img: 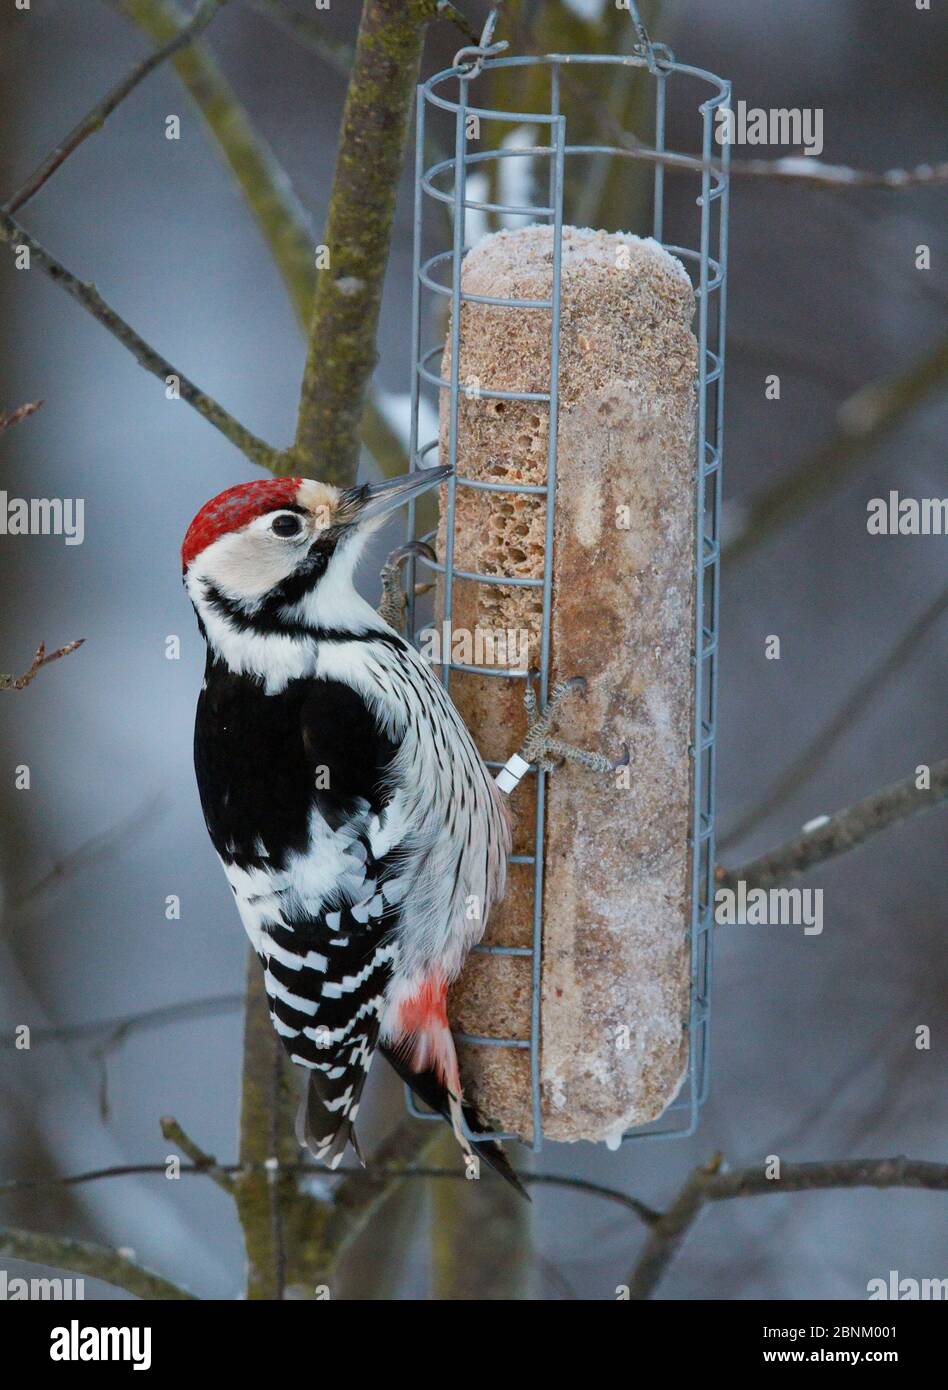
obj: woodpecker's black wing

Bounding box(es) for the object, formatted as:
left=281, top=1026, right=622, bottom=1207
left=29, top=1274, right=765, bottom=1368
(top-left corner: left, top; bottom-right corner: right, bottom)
left=285, top=675, right=408, bottom=1166
left=195, top=660, right=404, bottom=1167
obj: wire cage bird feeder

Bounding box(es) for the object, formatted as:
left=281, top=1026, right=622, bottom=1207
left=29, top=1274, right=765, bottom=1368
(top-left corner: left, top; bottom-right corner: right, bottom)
left=402, top=7, right=730, bottom=1151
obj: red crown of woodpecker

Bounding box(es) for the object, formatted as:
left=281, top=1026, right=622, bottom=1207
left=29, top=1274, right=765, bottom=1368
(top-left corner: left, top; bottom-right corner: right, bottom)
left=182, top=478, right=304, bottom=571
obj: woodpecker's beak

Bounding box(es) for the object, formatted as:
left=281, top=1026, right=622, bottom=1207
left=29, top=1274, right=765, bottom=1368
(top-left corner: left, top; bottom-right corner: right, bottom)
left=343, top=466, right=453, bottom=529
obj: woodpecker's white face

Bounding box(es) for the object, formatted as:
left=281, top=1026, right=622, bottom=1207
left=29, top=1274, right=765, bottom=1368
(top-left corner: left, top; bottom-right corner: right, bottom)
left=192, top=478, right=343, bottom=602
left=182, top=469, right=448, bottom=644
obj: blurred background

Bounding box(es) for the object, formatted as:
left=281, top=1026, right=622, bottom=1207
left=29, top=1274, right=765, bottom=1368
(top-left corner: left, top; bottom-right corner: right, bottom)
left=0, top=0, right=945, bottom=1299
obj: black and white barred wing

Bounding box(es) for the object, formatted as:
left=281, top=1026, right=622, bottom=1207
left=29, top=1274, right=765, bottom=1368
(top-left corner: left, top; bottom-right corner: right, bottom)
left=224, top=679, right=407, bottom=1167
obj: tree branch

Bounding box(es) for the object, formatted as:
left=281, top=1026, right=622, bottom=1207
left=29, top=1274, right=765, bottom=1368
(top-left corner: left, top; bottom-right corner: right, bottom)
left=243, top=0, right=352, bottom=75
left=117, top=0, right=410, bottom=483
left=246, top=0, right=479, bottom=64
left=589, top=99, right=948, bottom=189
left=723, top=336, right=948, bottom=568
left=320, top=1117, right=443, bottom=1270
left=0, top=993, right=243, bottom=1051
left=719, top=759, right=948, bottom=893
left=160, top=1116, right=234, bottom=1193
left=434, top=0, right=481, bottom=44
left=118, top=0, right=318, bottom=333
left=626, top=1155, right=948, bottom=1299
left=8, top=1153, right=944, bottom=1303
left=0, top=1226, right=195, bottom=1300
left=0, top=399, right=42, bottom=431
left=727, top=156, right=948, bottom=188
left=0, top=209, right=285, bottom=470
left=719, top=587, right=948, bottom=850
left=292, top=0, right=437, bottom=481
left=10, top=791, right=169, bottom=910
left=0, top=639, right=84, bottom=692
left=4, top=0, right=228, bottom=215
left=0, top=1160, right=658, bottom=1224
left=233, top=954, right=300, bottom=1299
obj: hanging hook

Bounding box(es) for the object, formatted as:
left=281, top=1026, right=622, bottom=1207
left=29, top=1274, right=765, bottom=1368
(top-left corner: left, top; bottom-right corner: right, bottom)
left=453, top=4, right=508, bottom=78
left=625, top=1, right=660, bottom=75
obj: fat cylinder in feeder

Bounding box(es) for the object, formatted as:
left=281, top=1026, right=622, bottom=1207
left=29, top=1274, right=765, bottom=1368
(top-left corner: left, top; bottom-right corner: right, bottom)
left=436, top=225, right=699, bottom=1144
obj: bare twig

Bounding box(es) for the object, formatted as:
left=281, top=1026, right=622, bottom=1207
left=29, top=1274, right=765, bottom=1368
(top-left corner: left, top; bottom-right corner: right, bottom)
left=242, top=0, right=352, bottom=74
left=719, top=759, right=948, bottom=893
left=0, top=1159, right=658, bottom=1224
left=246, top=0, right=478, bottom=64
left=723, top=337, right=948, bottom=568
left=626, top=145, right=948, bottom=189
left=160, top=1116, right=234, bottom=1193
left=320, top=1117, right=443, bottom=1270
left=4, top=0, right=228, bottom=215
left=117, top=0, right=317, bottom=333
left=117, top=0, right=410, bottom=483
left=720, top=587, right=948, bottom=850
left=233, top=956, right=299, bottom=1299
left=0, top=1226, right=195, bottom=1300
left=0, top=993, right=244, bottom=1051
left=0, top=639, right=84, bottom=692
left=728, top=156, right=948, bottom=189
left=626, top=1155, right=948, bottom=1299
left=292, top=0, right=438, bottom=481
left=11, top=791, right=169, bottom=909
left=0, top=399, right=42, bottom=431
left=435, top=0, right=480, bottom=43
left=7, top=1151, right=944, bottom=1304
left=0, top=209, right=285, bottom=471
left=591, top=99, right=948, bottom=189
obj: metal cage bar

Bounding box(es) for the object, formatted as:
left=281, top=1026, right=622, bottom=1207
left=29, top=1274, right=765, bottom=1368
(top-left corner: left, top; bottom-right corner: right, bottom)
left=404, top=48, right=730, bottom=1149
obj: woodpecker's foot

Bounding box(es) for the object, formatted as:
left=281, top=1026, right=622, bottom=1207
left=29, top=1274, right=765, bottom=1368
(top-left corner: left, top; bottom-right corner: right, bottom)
left=377, top=541, right=435, bottom=631
left=518, top=675, right=629, bottom=776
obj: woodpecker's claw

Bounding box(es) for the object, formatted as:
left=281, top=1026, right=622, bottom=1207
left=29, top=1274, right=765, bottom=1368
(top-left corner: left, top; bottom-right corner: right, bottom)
left=378, top=541, right=436, bottom=631
left=518, top=673, right=627, bottom=776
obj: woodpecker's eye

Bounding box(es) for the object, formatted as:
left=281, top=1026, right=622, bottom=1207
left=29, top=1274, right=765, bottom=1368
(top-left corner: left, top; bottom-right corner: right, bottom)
left=270, top=512, right=303, bottom=538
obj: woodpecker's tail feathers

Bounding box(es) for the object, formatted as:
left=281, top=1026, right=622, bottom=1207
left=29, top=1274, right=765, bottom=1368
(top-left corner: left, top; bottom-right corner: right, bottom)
left=381, top=1042, right=529, bottom=1201
left=295, top=1074, right=359, bottom=1169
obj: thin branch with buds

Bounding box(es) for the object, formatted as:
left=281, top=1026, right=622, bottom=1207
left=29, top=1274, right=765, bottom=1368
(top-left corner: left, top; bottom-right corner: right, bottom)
left=720, top=588, right=948, bottom=850
left=0, top=640, right=85, bottom=692
left=245, top=0, right=479, bottom=62
left=587, top=92, right=948, bottom=190
left=0, top=1159, right=659, bottom=1223
left=116, top=0, right=412, bottom=483
left=0, top=210, right=285, bottom=471
left=0, top=1226, right=195, bottom=1300
left=723, top=336, right=948, bottom=568
left=3, top=0, right=229, bottom=216
left=292, top=0, right=443, bottom=481
left=160, top=1116, right=235, bottom=1194
left=0, top=399, right=42, bottom=431
left=4, top=1153, right=945, bottom=1301
left=719, top=759, right=948, bottom=894
left=625, top=1155, right=948, bottom=1299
